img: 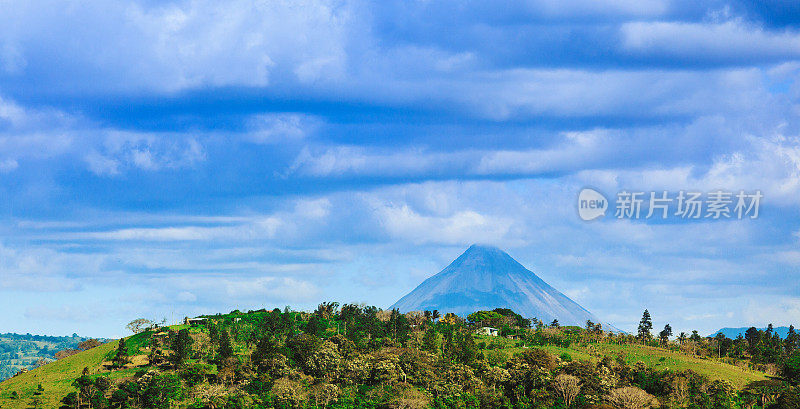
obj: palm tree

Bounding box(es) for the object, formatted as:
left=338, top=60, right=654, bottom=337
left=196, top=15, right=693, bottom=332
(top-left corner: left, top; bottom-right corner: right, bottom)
left=678, top=332, right=687, bottom=345
left=432, top=310, right=440, bottom=322
left=422, top=310, right=432, bottom=329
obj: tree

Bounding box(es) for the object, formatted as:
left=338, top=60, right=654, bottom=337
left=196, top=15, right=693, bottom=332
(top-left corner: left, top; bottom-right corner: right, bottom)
left=169, top=329, right=194, bottom=367
left=405, top=311, right=425, bottom=327
left=551, top=319, right=560, bottom=328
left=456, top=331, right=478, bottom=365
left=126, top=318, right=154, bottom=334
left=72, top=371, right=97, bottom=409
left=607, top=386, right=656, bottom=409
left=468, top=311, right=504, bottom=327
left=745, top=327, right=760, bottom=350
left=637, top=310, right=653, bottom=341
left=217, top=329, right=234, bottom=360
left=140, top=373, right=183, bottom=409
left=306, top=315, right=324, bottom=337
left=251, top=336, right=280, bottom=372
left=315, top=302, right=339, bottom=320
left=439, top=313, right=463, bottom=326
left=553, top=374, right=581, bottom=408
left=422, top=327, right=438, bottom=353
left=113, top=338, right=129, bottom=368
left=387, top=309, right=411, bottom=344
left=287, top=333, right=323, bottom=374
left=784, top=350, right=800, bottom=384
left=714, top=332, right=728, bottom=358
left=787, top=325, right=799, bottom=354
left=659, top=324, right=673, bottom=345
left=78, top=339, right=102, bottom=351
left=690, top=330, right=701, bottom=342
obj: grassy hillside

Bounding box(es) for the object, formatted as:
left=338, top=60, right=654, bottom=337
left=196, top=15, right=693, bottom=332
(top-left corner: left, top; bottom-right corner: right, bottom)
left=0, top=340, right=118, bottom=409
left=587, top=343, right=766, bottom=389
left=476, top=336, right=766, bottom=389
left=0, top=309, right=782, bottom=408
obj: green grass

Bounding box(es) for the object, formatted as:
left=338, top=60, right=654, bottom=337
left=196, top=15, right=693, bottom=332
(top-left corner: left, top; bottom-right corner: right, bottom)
left=583, top=343, right=767, bottom=388
left=538, top=345, right=596, bottom=362
left=0, top=340, right=119, bottom=409
left=474, top=335, right=766, bottom=389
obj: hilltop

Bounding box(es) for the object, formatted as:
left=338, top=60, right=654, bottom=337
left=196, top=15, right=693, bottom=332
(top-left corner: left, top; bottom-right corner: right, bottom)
left=1, top=306, right=791, bottom=409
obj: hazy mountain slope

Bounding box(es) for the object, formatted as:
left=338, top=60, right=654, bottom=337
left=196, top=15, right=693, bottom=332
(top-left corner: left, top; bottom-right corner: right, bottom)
left=391, top=245, right=604, bottom=327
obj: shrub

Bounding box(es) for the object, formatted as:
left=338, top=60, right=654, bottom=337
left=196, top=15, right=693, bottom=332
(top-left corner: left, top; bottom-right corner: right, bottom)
left=606, top=386, right=656, bottom=409
left=772, top=387, right=800, bottom=409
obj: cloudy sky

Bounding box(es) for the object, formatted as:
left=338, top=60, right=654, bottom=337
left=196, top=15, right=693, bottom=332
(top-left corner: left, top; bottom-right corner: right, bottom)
left=1, top=0, right=800, bottom=338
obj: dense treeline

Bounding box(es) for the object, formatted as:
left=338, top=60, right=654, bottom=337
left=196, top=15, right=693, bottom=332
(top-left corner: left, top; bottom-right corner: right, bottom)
left=53, top=305, right=800, bottom=409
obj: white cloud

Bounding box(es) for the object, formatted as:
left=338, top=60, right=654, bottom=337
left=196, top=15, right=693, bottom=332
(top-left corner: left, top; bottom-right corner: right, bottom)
left=246, top=113, right=318, bottom=144
left=0, top=243, right=101, bottom=292
left=294, top=198, right=331, bottom=220
left=578, top=133, right=800, bottom=206
left=177, top=291, right=197, bottom=302
left=374, top=204, right=515, bottom=245
left=222, top=276, right=319, bottom=301
left=85, top=131, right=206, bottom=176
left=288, top=146, right=469, bottom=177
left=81, top=217, right=282, bottom=241
left=0, top=95, right=209, bottom=176
left=621, top=20, right=800, bottom=62
left=0, top=0, right=353, bottom=92
left=531, top=0, right=667, bottom=18
left=742, top=297, right=800, bottom=326
left=0, top=158, right=18, bottom=172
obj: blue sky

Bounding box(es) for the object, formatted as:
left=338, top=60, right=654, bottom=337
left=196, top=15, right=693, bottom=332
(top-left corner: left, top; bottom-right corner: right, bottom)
left=1, top=0, right=800, bottom=338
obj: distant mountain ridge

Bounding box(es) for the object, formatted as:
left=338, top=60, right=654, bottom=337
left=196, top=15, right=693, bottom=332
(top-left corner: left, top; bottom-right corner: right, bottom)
left=391, top=244, right=616, bottom=329
left=711, top=326, right=794, bottom=339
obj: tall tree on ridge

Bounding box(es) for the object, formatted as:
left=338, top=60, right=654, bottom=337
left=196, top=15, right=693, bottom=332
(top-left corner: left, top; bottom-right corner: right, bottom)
left=637, top=309, right=653, bottom=341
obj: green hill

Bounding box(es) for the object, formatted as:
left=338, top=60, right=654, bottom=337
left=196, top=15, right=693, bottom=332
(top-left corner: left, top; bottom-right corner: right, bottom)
left=0, top=308, right=788, bottom=408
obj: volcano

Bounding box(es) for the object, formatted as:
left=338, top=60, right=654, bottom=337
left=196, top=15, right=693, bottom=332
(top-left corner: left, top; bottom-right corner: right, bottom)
left=391, top=244, right=607, bottom=328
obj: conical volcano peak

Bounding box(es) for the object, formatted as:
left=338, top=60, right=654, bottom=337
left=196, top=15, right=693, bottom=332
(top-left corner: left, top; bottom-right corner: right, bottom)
left=450, top=244, right=528, bottom=277
left=463, top=244, right=507, bottom=257
left=391, top=244, right=603, bottom=327
left=466, top=243, right=502, bottom=252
